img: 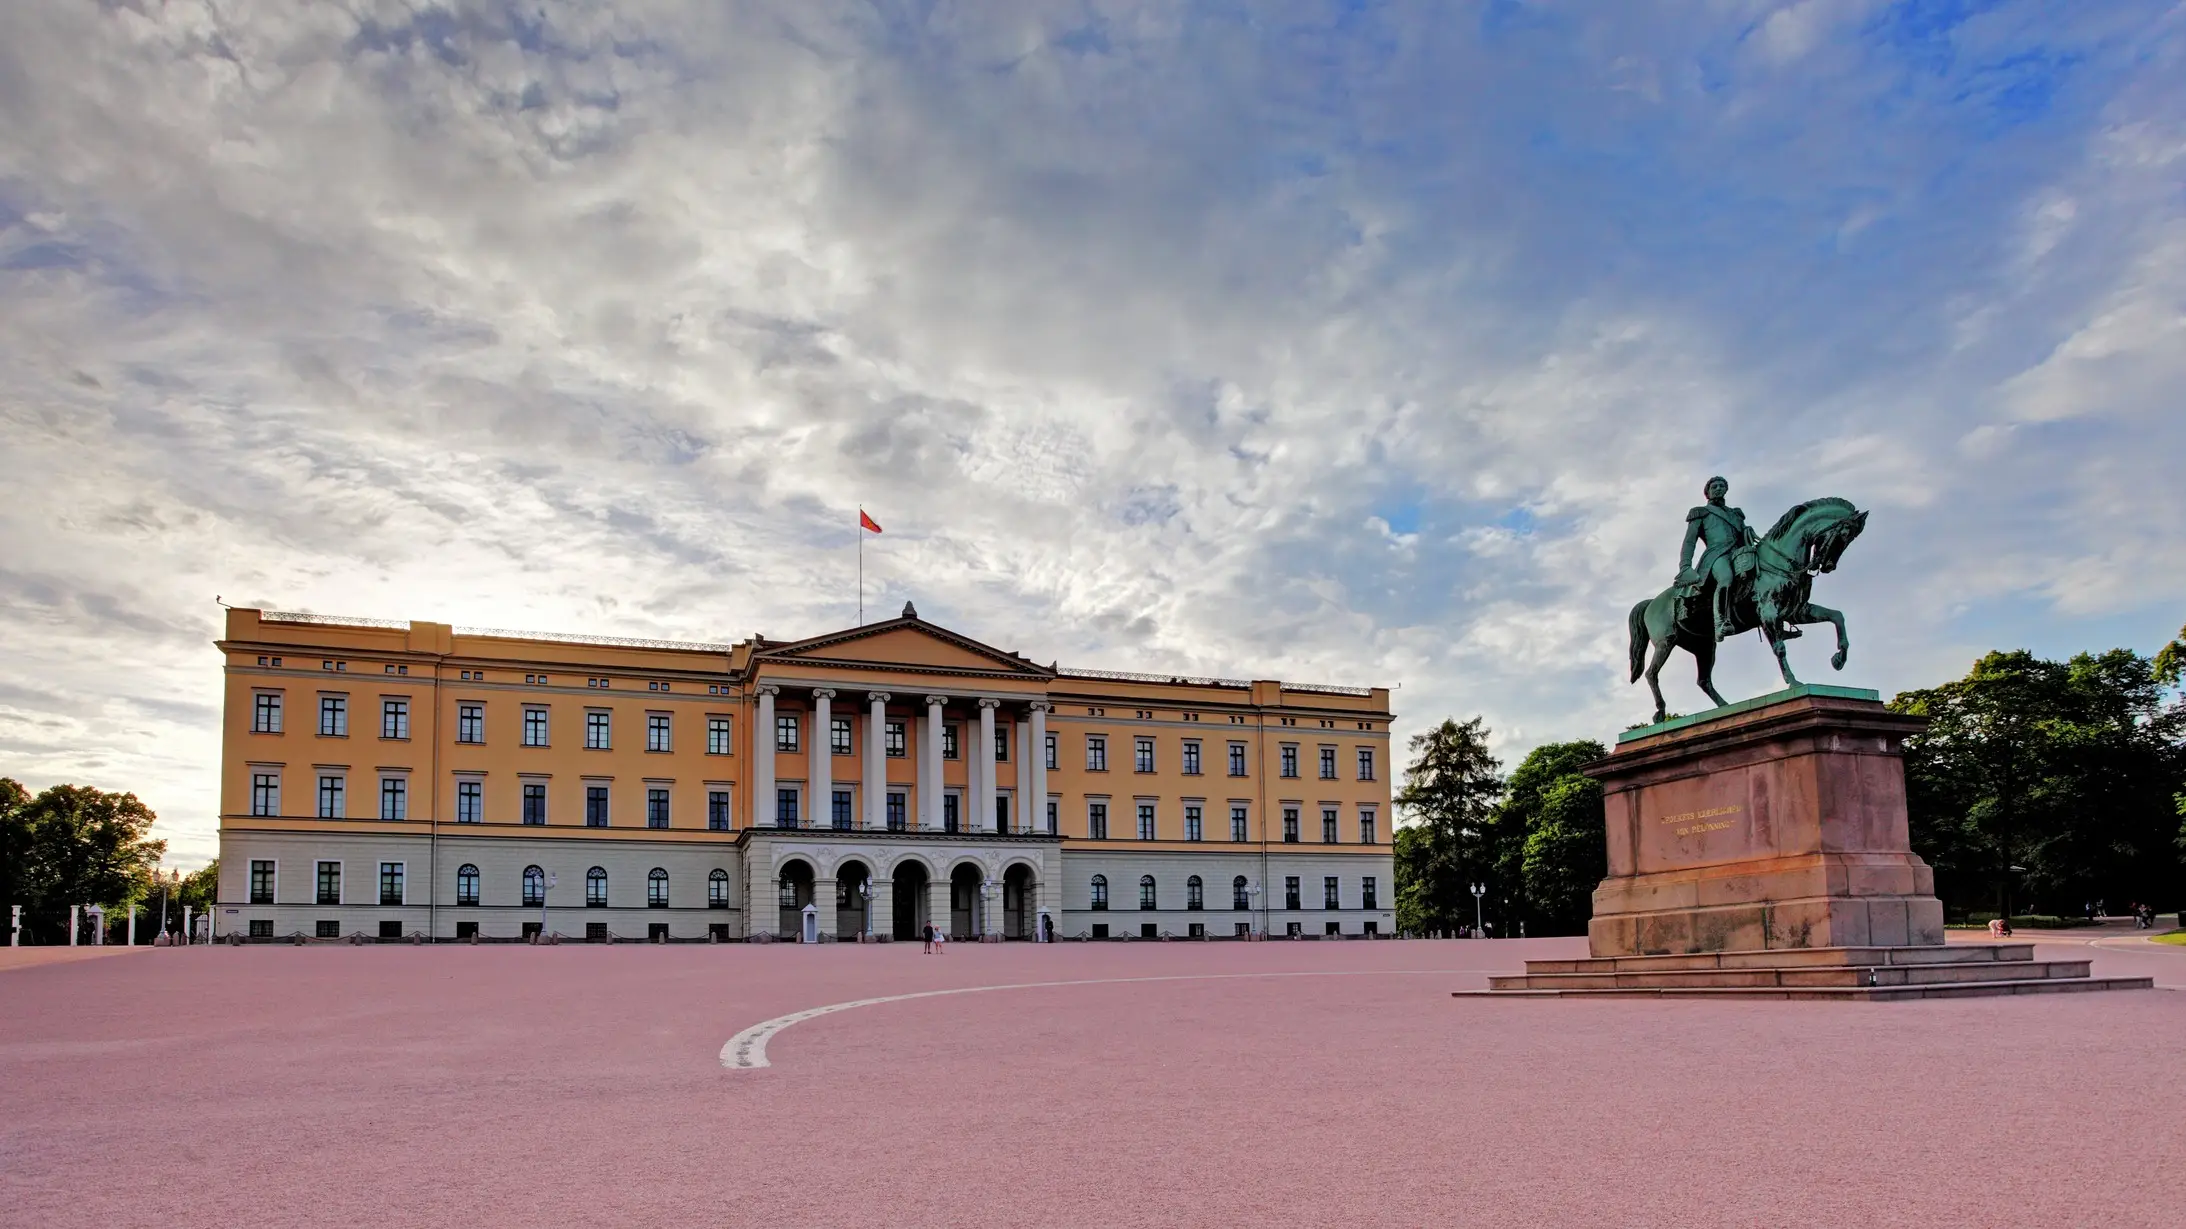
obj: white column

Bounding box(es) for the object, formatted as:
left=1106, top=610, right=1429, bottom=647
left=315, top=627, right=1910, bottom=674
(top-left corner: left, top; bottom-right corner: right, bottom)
left=1015, top=717, right=1032, bottom=836
left=923, top=695, right=948, bottom=832
left=812, top=689, right=835, bottom=830
left=754, top=685, right=778, bottom=829
left=69, top=904, right=79, bottom=946
left=865, top=692, right=890, bottom=829
left=815, top=876, right=838, bottom=938
left=976, top=699, right=1000, bottom=833
left=1029, top=701, right=1050, bottom=835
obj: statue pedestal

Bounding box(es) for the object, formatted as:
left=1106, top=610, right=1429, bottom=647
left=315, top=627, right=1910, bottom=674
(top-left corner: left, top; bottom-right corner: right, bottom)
left=1461, top=686, right=2150, bottom=999
left=1587, top=685, right=1942, bottom=956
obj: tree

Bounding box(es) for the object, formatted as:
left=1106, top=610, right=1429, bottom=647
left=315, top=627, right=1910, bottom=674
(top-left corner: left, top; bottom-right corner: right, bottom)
left=1496, top=741, right=1609, bottom=934
left=2155, top=621, right=2186, bottom=688
left=1393, top=717, right=1502, bottom=935
left=1892, top=649, right=2186, bottom=918
left=0, top=779, right=167, bottom=943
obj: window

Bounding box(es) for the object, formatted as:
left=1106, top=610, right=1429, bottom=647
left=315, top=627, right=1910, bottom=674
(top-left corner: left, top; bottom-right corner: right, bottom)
left=1046, top=798, right=1059, bottom=835
left=1182, top=741, right=1201, bottom=775
left=319, top=696, right=348, bottom=737
left=1086, top=736, right=1107, bottom=772
left=317, top=919, right=341, bottom=939
left=648, top=868, right=669, bottom=908
left=456, top=780, right=482, bottom=824
left=249, top=860, right=275, bottom=905
left=648, top=714, right=672, bottom=753
left=1136, top=802, right=1156, bottom=841
left=832, top=789, right=854, bottom=830
left=1090, top=875, right=1108, bottom=910
left=249, top=919, right=273, bottom=938
left=1359, top=810, right=1377, bottom=845
left=523, top=865, right=545, bottom=907
left=1362, top=876, right=1378, bottom=910
left=943, top=793, right=960, bottom=834
left=1187, top=875, right=1204, bottom=910
left=520, top=782, right=546, bottom=825
left=252, top=692, right=282, bottom=733
left=586, top=711, right=611, bottom=749
left=457, top=864, right=480, bottom=907
left=1283, top=807, right=1300, bottom=843
left=1138, top=875, right=1157, bottom=910
left=777, top=875, right=800, bottom=911
left=316, top=774, right=344, bottom=819
left=1319, top=746, right=1336, bottom=780
left=585, top=785, right=609, bottom=827
left=708, top=790, right=732, bottom=831
left=635, top=787, right=663, bottom=829
left=708, top=868, right=730, bottom=908
left=774, top=714, right=799, bottom=752
left=995, top=725, right=1009, bottom=762
left=1357, top=747, right=1376, bottom=781
left=1184, top=804, right=1203, bottom=842
left=1088, top=801, right=1108, bottom=840
left=886, top=721, right=906, bottom=757
left=379, top=862, right=404, bottom=906
left=1230, top=805, right=1248, bottom=843
left=585, top=866, right=607, bottom=907
left=1285, top=876, right=1301, bottom=910
left=1228, top=742, right=1246, bottom=776
left=458, top=703, right=483, bottom=743
left=708, top=716, right=733, bottom=756
left=1324, top=876, right=1341, bottom=910
left=1134, top=738, right=1155, bottom=773
left=831, top=717, right=854, bottom=756
left=250, top=772, right=279, bottom=817
left=776, top=787, right=798, bottom=828
left=1232, top=876, right=1251, bottom=910
left=380, top=776, right=407, bottom=821
left=1045, top=733, right=1057, bottom=770
left=1323, top=808, right=1339, bottom=844
left=523, top=706, right=549, bottom=746
left=1280, top=744, right=1299, bottom=778
left=382, top=698, right=409, bottom=739
left=887, top=792, right=907, bottom=831
left=942, top=724, right=959, bottom=760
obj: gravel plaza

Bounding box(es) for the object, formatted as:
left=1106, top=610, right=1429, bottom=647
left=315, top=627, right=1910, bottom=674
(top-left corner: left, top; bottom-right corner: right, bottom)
left=3, top=934, right=2181, bottom=1228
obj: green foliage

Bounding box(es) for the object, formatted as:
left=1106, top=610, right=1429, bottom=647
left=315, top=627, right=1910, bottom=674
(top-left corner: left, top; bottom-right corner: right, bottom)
left=1519, top=775, right=1608, bottom=934
left=2154, top=621, right=2186, bottom=687
left=0, top=778, right=169, bottom=943
left=1393, top=717, right=1502, bottom=935
left=1892, top=648, right=2186, bottom=919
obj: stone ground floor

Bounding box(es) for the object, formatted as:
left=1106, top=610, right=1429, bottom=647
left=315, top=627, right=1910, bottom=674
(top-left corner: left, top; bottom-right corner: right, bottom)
left=215, top=827, right=1395, bottom=941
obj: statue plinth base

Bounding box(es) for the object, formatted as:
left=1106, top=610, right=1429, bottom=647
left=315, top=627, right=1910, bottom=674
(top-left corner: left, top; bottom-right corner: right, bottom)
left=1460, top=686, right=2151, bottom=999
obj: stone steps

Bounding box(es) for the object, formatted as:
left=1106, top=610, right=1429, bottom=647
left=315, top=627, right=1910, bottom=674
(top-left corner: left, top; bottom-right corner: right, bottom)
left=1487, top=958, right=2093, bottom=992
left=1464, top=943, right=2153, bottom=1000
left=1459, top=976, right=2154, bottom=1002
left=1521, top=944, right=2037, bottom=975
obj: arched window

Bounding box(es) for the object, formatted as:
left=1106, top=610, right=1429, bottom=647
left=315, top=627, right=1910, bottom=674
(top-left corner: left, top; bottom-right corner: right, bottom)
left=1186, top=875, right=1203, bottom=911
left=708, top=868, right=730, bottom=908
left=1090, top=874, right=1109, bottom=910
left=1232, top=875, right=1250, bottom=911
left=456, top=864, right=480, bottom=907
left=1139, top=875, right=1157, bottom=910
left=647, top=868, right=669, bottom=908
left=523, top=865, right=546, bottom=907
left=585, top=866, right=608, bottom=907
left=778, top=874, right=800, bottom=910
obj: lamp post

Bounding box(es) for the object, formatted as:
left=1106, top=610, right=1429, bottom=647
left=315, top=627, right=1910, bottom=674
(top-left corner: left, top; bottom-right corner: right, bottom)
left=1248, top=882, right=1262, bottom=938
left=2005, top=864, right=2025, bottom=925
left=541, top=871, right=557, bottom=940
left=859, top=879, right=873, bottom=941
left=1470, top=882, right=1486, bottom=938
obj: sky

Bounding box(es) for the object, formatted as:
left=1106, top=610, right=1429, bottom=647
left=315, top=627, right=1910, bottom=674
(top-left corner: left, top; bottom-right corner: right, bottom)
left=2, top=0, right=2183, bottom=869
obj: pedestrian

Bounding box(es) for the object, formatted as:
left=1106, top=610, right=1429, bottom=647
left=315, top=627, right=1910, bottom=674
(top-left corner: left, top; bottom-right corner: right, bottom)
left=934, top=924, right=947, bottom=954
left=921, top=922, right=933, bottom=954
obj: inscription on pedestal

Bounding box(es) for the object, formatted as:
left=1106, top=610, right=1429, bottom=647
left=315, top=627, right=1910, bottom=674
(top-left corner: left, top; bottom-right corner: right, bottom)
left=1659, top=805, right=1742, bottom=837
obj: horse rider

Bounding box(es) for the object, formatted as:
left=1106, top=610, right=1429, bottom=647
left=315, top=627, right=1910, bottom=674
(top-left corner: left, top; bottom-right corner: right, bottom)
left=1676, top=476, right=1761, bottom=643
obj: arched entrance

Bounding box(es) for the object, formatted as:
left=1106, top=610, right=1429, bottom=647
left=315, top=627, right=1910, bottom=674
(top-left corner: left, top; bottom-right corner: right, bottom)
left=891, top=861, right=930, bottom=941
left=835, top=860, right=871, bottom=939
left=950, top=863, right=982, bottom=940
left=1002, top=863, right=1035, bottom=940
left=777, top=859, right=814, bottom=939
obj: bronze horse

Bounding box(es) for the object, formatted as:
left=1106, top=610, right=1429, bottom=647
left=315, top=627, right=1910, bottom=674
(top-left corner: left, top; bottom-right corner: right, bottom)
left=1627, top=498, right=1868, bottom=724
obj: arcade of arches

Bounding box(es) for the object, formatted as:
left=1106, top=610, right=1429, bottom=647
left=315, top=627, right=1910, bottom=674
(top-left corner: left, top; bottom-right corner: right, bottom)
left=761, top=845, right=1052, bottom=942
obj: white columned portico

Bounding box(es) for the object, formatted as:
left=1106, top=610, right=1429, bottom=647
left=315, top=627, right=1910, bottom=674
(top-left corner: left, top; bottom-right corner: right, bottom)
left=811, top=689, right=835, bottom=829
left=1015, top=716, right=1032, bottom=836
left=923, top=695, right=947, bottom=832
left=976, top=699, right=1000, bottom=833
left=1029, top=701, right=1050, bottom=835
left=755, top=685, right=779, bottom=829
left=865, top=692, right=890, bottom=830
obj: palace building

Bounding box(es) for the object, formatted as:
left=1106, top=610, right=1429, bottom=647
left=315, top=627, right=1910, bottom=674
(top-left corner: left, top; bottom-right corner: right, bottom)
left=212, top=604, right=1396, bottom=943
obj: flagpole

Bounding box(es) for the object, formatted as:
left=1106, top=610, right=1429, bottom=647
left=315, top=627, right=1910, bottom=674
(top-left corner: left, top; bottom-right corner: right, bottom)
left=857, top=510, right=864, bottom=626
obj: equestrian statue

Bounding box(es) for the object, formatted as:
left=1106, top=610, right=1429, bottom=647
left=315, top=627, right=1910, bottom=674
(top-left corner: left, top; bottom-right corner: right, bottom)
left=1628, top=476, right=1868, bottom=724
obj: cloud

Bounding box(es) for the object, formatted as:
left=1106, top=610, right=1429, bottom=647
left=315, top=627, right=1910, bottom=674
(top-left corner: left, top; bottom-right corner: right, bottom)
left=1, top=0, right=2183, bottom=862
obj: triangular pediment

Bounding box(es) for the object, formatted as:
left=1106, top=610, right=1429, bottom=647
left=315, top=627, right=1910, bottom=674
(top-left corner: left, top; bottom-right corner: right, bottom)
left=755, top=616, right=1052, bottom=678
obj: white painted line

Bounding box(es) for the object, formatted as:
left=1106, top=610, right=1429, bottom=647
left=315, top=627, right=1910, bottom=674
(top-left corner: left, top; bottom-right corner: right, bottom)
left=720, top=969, right=1450, bottom=1070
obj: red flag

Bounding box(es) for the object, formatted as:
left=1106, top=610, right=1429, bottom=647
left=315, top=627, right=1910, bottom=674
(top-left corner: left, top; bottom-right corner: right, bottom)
left=859, top=510, right=883, bottom=534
